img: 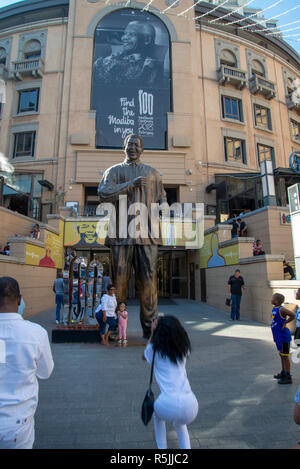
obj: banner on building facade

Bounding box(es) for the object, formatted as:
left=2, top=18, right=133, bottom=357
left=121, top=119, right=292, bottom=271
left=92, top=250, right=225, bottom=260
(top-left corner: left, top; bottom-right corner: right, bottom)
left=199, top=232, right=239, bottom=268
left=64, top=220, right=197, bottom=248
left=91, top=8, right=171, bottom=150
left=64, top=220, right=108, bottom=247
left=25, top=225, right=64, bottom=269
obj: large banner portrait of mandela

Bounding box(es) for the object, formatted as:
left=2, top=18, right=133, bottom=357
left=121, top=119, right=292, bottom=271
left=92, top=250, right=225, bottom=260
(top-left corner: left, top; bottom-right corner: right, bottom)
left=91, top=8, right=171, bottom=150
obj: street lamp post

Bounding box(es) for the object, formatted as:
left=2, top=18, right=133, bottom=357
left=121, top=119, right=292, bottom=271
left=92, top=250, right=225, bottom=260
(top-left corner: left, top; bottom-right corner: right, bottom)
left=260, top=159, right=276, bottom=207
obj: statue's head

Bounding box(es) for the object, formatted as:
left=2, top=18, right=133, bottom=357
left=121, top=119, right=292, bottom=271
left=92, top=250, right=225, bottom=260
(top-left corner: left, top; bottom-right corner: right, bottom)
left=124, top=134, right=144, bottom=162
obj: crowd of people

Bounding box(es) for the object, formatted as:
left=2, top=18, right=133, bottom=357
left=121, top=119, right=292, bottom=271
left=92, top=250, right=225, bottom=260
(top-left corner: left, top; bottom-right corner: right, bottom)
left=1, top=274, right=300, bottom=450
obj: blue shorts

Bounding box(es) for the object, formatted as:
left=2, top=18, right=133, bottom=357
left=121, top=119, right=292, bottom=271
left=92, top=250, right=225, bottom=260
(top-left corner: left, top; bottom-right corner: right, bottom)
left=95, top=311, right=116, bottom=335
left=275, top=341, right=290, bottom=357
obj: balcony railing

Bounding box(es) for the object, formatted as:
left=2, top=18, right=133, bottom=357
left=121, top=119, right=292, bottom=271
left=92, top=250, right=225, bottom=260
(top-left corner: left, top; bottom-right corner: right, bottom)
left=249, top=74, right=276, bottom=100
left=10, top=58, right=45, bottom=80
left=217, top=64, right=247, bottom=90
left=286, top=94, right=300, bottom=114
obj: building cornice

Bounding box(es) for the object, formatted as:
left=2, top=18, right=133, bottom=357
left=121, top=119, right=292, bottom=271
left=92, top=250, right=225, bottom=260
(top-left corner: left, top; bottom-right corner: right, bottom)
left=0, top=17, right=67, bottom=38
left=0, top=0, right=69, bottom=32
left=195, top=2, right=300, bottom=68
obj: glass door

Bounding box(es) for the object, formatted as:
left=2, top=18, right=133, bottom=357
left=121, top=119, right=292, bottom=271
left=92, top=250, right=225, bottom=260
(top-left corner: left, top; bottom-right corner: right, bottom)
left=171, top=251, right=187, bottom=297
left=158, top=252, right=171, bottom=298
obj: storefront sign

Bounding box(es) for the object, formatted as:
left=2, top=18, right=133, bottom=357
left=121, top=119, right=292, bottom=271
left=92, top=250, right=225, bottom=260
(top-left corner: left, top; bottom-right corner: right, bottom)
left=199, top=232, right=239, bottom=268
left=91, top=8, right=171, bottom=149
left=289, top=151, right=300, bottom=174
left=280, top=212, right=291, bottom=225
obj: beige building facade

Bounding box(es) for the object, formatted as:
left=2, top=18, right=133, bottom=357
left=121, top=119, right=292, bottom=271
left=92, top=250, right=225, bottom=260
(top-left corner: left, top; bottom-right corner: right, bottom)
left=0, top=0, right=299, bottom=217
left=0, top=0, right=300, bottom=308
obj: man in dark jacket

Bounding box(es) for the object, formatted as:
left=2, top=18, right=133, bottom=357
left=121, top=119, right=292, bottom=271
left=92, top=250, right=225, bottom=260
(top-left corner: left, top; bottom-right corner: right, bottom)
left=228, top=269, right=246, bottom=320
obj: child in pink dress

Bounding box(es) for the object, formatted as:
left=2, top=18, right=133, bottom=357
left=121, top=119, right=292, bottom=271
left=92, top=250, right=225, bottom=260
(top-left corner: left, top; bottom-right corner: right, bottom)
left=117, top=302, right=128, bottom=344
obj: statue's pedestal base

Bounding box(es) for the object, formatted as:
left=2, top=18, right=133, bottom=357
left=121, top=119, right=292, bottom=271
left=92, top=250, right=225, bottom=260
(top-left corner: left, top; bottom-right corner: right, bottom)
left=52, top=325, right=100, bottom=343
left=51, top=326, right=148, bottom=346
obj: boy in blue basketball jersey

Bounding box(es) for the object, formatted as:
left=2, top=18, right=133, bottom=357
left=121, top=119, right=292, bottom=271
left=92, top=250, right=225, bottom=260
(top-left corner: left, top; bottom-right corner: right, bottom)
left=271, top=293, right=296, bottom=384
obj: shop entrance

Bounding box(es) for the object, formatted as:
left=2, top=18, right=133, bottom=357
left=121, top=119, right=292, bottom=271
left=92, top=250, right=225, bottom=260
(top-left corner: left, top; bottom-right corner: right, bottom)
left=158, top=250, right=188, bottom=298
left=69, top=248, right=188, bottom=299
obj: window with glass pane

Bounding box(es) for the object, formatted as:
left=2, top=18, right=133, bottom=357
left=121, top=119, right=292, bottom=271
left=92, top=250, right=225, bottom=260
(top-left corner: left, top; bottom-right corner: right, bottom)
left=224, top=137, right=246, bottom=164
left=291, top=119, right=300, bottom=140
left=18, top=89, right=39, bottom=113
left=24, top=51, right=41, bottom=60
left=257, top=144, right=275, bottom=168
left=13, top=132, right=36, bottom=158
left=11, top=174, right=32, bottom=193
left=254, top=104, right=271, bottom=130
left=222, top=96, right=243, bottom=121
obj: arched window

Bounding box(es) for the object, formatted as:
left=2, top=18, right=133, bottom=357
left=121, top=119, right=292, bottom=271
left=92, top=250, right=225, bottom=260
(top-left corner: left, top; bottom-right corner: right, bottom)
left=91, top=8, right=171, bottom=150
left=251, top=59, right=265, bottom=77
left=0, top=47, right=6, bottom=65
left=23, top=40, right=41, bottom=60
left=220, top=49, right=237, bottom=68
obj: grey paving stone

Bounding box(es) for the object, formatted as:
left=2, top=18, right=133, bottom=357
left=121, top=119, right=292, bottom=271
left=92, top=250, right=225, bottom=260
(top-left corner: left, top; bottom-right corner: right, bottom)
left=27, top=299, right=300, bottom=449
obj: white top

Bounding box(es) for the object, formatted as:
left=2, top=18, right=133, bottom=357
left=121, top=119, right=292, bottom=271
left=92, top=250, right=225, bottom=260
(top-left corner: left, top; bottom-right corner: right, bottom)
left=0, top=313, right=54, bottom=430
left=295, top=385, right=300, bottom=406
left=100, top=294, right=117, bottom=318
left=144, top=343, right=192, bottom=395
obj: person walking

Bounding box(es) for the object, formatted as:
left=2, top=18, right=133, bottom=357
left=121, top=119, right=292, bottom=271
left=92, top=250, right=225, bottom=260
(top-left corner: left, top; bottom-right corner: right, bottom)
left=102, top=272, right=112, bottom=296
left=95, top=285, right=117, bottom=345
left=143, top=315, right=198, bottom=449
left=228, top=269, right=246, bottom=321
left=53, top=272, right=65, bottom=324
left=0, top=277, right=54, bottom=449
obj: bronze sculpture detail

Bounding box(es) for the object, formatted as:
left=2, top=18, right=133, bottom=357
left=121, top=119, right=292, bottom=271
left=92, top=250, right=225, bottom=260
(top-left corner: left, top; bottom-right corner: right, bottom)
left=98, top=134, right=167, bottom=338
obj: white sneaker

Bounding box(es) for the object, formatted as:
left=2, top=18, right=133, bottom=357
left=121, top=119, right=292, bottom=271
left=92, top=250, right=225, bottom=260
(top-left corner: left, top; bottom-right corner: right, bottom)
left=123, top=339, right=128, bottom=344
left=118, top=339, right=122, bottom=344
left=56, top=320, right=59, bottom=325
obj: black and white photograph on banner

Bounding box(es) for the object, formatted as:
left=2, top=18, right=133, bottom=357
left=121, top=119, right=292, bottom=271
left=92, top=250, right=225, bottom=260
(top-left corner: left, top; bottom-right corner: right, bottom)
left=91, top=8, right=171, bottom=150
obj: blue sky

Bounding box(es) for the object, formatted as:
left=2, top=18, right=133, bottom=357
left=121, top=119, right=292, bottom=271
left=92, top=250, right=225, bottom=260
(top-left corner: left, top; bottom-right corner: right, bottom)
left=0, top=0, right=299, bottom=55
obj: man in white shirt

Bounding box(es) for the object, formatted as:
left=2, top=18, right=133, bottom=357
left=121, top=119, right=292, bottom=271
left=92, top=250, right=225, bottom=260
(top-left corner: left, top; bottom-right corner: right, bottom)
left=0, top=277, right=54, bottom=449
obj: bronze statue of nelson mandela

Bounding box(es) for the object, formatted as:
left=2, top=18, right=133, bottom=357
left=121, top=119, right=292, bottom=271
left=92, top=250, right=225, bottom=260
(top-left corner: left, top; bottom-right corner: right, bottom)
left=98, top=134, right=167, bottom=339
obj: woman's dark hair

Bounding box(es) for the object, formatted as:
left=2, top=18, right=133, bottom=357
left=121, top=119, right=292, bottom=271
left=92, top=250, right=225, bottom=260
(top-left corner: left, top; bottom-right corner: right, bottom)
left=107, top=284, right=116, bottom=291
left=150, top=315, right=191, bottom=364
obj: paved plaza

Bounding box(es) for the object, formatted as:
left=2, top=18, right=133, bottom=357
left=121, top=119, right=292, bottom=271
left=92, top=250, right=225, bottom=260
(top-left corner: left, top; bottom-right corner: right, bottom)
left=30, top=299, right=300, bottom=449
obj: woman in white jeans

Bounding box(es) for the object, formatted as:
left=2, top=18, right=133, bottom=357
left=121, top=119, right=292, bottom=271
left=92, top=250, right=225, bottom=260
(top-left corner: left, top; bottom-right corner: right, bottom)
left=143, top=315, right=198, bottom=449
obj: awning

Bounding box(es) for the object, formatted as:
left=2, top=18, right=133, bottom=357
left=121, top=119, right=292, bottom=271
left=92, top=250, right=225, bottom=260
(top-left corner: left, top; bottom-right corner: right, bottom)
left=274, top=167, right=300, bottom=178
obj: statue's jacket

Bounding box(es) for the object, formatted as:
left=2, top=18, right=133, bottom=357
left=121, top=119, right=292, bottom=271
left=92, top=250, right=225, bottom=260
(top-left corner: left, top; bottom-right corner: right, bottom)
left=98, top=158, right=167, bottom=246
